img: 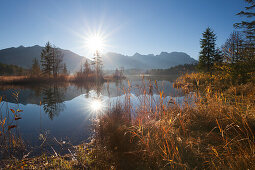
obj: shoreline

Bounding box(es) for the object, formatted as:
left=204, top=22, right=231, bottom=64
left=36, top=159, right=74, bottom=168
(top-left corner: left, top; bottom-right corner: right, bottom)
left=0, top=75, right=126, bottom=85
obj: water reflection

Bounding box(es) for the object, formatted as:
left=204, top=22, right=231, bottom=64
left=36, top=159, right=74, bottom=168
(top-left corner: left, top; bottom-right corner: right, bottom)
left=88, top=97, right=106, bottom=114
left=41, top=84, right=65, bottom=120
left=0, top=79, right=184, bottom=151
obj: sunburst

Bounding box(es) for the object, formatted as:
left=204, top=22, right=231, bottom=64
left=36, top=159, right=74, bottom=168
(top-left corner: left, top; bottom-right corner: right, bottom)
left=85, top=33, right=106, bottom=52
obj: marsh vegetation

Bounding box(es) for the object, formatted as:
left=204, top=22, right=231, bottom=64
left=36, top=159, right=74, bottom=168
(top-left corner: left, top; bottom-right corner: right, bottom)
left=0, top=0, right=254, bottom=169
left=0, top=73, right=254, bottom=169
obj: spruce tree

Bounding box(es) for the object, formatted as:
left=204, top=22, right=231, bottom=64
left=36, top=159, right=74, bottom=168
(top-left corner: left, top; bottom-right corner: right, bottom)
left=31, top=58, right=41, bottom=76
left=91, top=50, right=103, bottom=80
left=40, top=42, right=63, bottom=78
left=63, top=63, right=68, bottom=75
left=214, top=48, right=224, bottom=64
left=198, top=27, right=217, bottom=72
left=41, top=42, right=53, bottom=77
left=52, top=46, right=63, bottom=78
left=83, top=59, right=91, bottom=76
left=234, top=0, right=255, bottom=42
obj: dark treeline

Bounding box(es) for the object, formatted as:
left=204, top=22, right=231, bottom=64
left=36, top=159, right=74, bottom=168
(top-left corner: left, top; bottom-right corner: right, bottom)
left=198, top=0, right=255, bottom=84
left=149, top=63, right=197, bottom=75
left=0, top=62, right=27, bottom=75
left=198, top=28, right=255, bottom=84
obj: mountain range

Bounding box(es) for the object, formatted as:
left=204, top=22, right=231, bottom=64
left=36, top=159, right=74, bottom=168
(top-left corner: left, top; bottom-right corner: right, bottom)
left=102, top=52, right=197, bottom=69
left=0, top=45, right=86, bottom=73
left=0, top=45, right=197, bottom=72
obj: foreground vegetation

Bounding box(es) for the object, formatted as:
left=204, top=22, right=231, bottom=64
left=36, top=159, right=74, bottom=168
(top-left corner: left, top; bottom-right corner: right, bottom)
left=86, top=75, right=255, bottom=169
left=1, top=72, right=254, bottom=169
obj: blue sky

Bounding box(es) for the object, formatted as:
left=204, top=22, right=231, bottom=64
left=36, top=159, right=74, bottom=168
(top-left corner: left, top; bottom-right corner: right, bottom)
left=0, top=0, right=247, bottom=60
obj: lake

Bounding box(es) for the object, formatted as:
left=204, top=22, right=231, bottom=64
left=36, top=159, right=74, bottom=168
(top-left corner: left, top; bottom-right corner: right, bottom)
left=0, top=77, right=184, bottom=157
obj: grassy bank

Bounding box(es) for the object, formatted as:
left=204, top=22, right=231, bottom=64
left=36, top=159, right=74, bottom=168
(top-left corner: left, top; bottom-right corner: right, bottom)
left=1, top=73, right=255, bottom=169
left=0, top=74, right=124, bottom=85
left=0, top=75, right=70, bottom=85
left=87, top=73, right=255, bottom=169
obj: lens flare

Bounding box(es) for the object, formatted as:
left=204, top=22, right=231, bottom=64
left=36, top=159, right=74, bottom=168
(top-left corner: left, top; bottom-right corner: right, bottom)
left=86, top=34, right=104, bottom=52
left=89, top=97, right=106, bottom=114
left=83, top=31, right=107, bottom=53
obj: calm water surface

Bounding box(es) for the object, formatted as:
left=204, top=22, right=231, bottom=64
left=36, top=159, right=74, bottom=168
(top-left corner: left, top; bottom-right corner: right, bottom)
left=0, top=77, right=184, bottom=155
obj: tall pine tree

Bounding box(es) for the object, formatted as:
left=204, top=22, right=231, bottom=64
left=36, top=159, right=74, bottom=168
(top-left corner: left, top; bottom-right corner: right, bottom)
left=52, top=46, right=63, bottom=78
left=91, top=50, right=103, bottom=80
left=40, top=42, right=63, bottom=78
left=41, top=42, right=53, bottom=77
left=198, top=27, right=217, bottom=72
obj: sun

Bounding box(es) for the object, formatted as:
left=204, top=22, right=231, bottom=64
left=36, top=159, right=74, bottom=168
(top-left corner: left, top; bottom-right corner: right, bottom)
left=87, top=35, right=104, bottom=51
left=85, top=33, right=106, bottom=52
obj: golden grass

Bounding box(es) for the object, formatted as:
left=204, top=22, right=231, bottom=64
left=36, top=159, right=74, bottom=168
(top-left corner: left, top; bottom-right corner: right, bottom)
left=0, top=154, right=80, bottom=169
left=0, top=76, right=28, bottom=82
left=0, top=93, right=25, bottom=160
left=0, top=75, right=71, bottom=85
left=89, top=73, right=255, bottom=169
left=1, top=73, right=255, bottom=169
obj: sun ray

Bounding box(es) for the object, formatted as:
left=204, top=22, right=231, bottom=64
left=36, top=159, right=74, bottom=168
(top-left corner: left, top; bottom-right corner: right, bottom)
left=85, top=33, right=105, bottom=52
left=66, top=17, right=126, bottom=59
left=88, top=96, right=107, bottom=115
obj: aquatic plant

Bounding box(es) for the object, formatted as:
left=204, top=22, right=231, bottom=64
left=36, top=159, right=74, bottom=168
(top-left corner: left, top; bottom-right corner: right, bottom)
left=88, top=73, right=255, bottom=169
left=0, top=91, right=25, bottom=159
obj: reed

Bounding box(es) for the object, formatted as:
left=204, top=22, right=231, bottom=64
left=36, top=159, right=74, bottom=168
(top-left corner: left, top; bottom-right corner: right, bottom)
left=1, top=73, right=254, bottom=169
left=0, top=92, right=25, bottom=160
left=88, top=73, right=255, bottom=169
left=0, top=75, right=70, bottom=85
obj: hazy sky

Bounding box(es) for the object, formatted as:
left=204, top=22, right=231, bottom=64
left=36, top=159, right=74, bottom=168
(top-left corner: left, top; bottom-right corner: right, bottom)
left=0, top=0, right=247, bottom=59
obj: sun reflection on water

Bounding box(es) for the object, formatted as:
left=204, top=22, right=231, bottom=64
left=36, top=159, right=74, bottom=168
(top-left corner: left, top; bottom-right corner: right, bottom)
left=88, top=97, right=107, bottom=114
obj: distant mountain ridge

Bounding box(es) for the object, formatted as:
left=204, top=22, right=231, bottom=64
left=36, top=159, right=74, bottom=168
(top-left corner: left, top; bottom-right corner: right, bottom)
left=0, top=45, right=197, bottom=72
left=0, top=45, right=87, bottom=73
left=102, top=51, right=197, bottom=69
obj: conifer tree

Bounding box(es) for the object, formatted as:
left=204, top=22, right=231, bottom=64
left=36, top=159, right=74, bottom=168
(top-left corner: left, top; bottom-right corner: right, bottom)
left=40, top=42, right=63, bottom=78
left=198, top=27, right=217, bottom=72
left=213, top=48, right=224, bottom=64
left=234, top=0, right=255, bottom=42
left=91, top=50, right=103, bottom=80
left=52, top=46, right=63, bottom=78
left=83, top=59, right=91, bottom=76
left=41, top=42, right=53, bottom=77
left=31, top=58, right=41, bottom=76
left=63, top=63, right=68, bottom=75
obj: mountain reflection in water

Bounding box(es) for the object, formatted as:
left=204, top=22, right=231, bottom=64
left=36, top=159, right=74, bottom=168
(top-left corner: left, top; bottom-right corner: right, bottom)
left=0, top=79, right=184, bottom=154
